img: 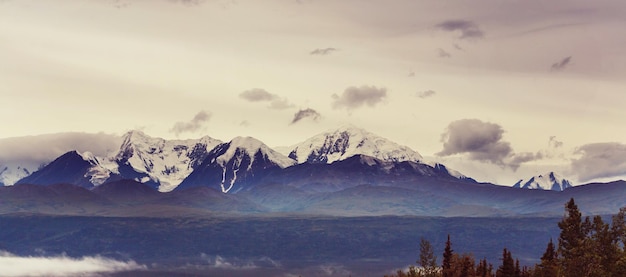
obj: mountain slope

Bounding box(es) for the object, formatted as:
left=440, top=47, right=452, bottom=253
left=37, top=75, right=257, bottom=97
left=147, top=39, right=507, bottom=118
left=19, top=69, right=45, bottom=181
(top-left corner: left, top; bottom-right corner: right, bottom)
left=513, top=172, right=572, bottom=191
left=0, top=132, right=122, bottom=186
left=286, top=126, right=423, bottom=164
left=15, top=151, right=113, bottom=189
left=114, top=130, right=222, bottom=192
left=176, top=136, right=296, bottom=193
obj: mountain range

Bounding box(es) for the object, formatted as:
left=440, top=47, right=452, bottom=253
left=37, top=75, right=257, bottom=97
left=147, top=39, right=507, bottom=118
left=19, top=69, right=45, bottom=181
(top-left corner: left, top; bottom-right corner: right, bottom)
left=2, top=126, right=625, bottom=217
left=3, top=126, right=555, bottom=191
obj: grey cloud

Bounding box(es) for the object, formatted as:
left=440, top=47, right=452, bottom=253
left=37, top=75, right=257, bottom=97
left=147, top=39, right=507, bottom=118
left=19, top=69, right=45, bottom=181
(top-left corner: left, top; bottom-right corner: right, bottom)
left=551, top=56, right=572, bottom=71
left=416, top=90, right=436, bottom=99
left=240, top=88, right=276, bottom=102
left=438, top=48, right=451, bottom=58
left=332, top=85, right=387, bottom=110
left=407, top=71, right=415, bottom=77
left=508, top=152, right=543, bottom=171
left=310, top=48, right=337, bottom=55
left=170, top=110, right=211, bottom=136
left=0, top=132, right=121, bottom=165
left=437, top=119, right=541, bottom=169
left=240, top=88, right=294, bottom=110
left=290, top=108, right=321, bottom=124
left=453, top=44, right=463, bottom=50
left=0, top=251, right=146, bottom=276
left=571, top=142, right=626, bottom=182
left=435, top=20, right=484, bottom=39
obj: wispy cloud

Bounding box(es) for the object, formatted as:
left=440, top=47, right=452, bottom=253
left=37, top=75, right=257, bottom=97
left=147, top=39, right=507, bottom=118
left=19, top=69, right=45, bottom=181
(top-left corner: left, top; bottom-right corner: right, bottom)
left=549, top=136, right=563, bottom=148
left=199, top=254, right=280, bottom=270
left=310, top=48, right=337, bottom=55
left=291, top=108, right=321, bottom=124
left=438, top=48, right=451, bottom=58
left=435, top=20, right=484, bottom=39
left=551, top=56, right=572, bottom=71
left=0, top=251, right=146, bottom=277
left=416, top=90, right=436, bottom=99
left=239, top=89, right=294, bottom=110
left=170, top=110, right=211, bottom=136
left=332, top=85, right=387, bottom=110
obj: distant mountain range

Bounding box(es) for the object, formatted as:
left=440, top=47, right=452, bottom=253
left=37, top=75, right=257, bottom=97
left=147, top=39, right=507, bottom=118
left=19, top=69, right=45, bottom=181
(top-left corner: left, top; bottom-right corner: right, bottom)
left=1, top=126, right=626, bottom=217
left=2, top=126, right=573, bottom=192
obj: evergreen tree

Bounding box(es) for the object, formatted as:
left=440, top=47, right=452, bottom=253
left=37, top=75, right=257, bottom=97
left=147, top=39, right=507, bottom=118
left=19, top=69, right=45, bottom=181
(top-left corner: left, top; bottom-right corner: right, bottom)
left=443, top=234, right=453, bottom=277
left=496, top=248, right=515, bottom=277
left=419, top=237, right=438, bottom=277
left=476, top=258, right=489, bottom=277
left=585, top=215, right=619, bottom=276
left=611, top=207, right=626, bottom=276
left=557, top=198, right=590, bottom=277
left=535, top=239, right=558, bottom=277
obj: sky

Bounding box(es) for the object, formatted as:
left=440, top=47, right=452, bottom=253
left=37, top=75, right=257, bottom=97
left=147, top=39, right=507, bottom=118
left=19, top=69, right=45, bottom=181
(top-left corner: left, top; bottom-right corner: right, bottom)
left=1, top=0, right=626, bottom=185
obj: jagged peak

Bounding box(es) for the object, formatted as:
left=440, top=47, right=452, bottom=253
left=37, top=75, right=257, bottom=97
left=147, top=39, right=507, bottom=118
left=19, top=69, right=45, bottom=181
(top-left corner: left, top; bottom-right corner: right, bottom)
left=216, top=136, right=295, bottom=169
left=288, top=125, right=423, bottom=164
left=514, top=171, right=572, bottom=191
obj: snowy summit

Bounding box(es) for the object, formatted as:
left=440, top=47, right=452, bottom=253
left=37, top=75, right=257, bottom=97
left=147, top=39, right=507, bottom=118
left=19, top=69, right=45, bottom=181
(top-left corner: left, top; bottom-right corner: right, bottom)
left=513, top=172, right=572, bottom=191
left=286, top=126, right=424, bottom=164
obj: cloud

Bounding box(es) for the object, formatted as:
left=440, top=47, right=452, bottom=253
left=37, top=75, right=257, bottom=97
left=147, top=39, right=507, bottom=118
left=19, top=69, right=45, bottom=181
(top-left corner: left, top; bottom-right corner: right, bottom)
left=438, top=48, right=451, bottom=58
left=240, top=88, right=276, bottom=102
left=310, top=48, right=337, bottom=55
left=169, top=0, right=205, bottom=6
left=549, top=136, right=563, bottom=148
left=291, top=108, right=321, bottom=124
left=268, top=98, right=295, bottom=110
left=551, top=56, right=572, bottom=71
left=332, top=85, right=387, bottom=110
left=240, top=89, right=294, bottom=110
left=571, top=142, right=626, bottom=182
left=407, top=71, right=415, bottom=77
left=435, top=20, right=484, bottom=39
left=170, top=110, right=211, bottom=136
left=416, top=90, right=436, bottom=99
left=508, top=152, right=543, bottom=170
left=453, top=44, right=463, bottom=50
left=437, top=119, right=541, bottom=170
left=0, top=251, right=146, bottom=277
left=199, top=254, right=280, bottom=270
left=0, top=133, right=121, bottom=165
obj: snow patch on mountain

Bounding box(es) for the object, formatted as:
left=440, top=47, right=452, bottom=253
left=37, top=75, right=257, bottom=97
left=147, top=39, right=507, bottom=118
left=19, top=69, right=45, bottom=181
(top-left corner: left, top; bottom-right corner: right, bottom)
left=513, top=172, right=572, bottom=191
left=287, top=126, right=423, bottom=164
left=115, top=130, right=222, bottom=192
left=78, top=151, right=118, bottom=186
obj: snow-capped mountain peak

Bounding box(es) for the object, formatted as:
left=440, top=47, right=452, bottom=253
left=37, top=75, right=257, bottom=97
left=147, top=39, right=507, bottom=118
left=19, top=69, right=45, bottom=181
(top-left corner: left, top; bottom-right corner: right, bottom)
left=287, top=125, right=423, bottom=164
left=513, top=172, right=572, bottom=191
left=177, top=136, right=296, bottom=193
left=115, top=130, right=222, bottom=192
left=215, top=136, right=296, bottom=169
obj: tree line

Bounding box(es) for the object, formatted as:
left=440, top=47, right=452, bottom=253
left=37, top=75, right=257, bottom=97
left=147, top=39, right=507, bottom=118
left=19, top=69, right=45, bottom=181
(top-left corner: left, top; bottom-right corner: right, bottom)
left=386, top=198, right=626, bottom=277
